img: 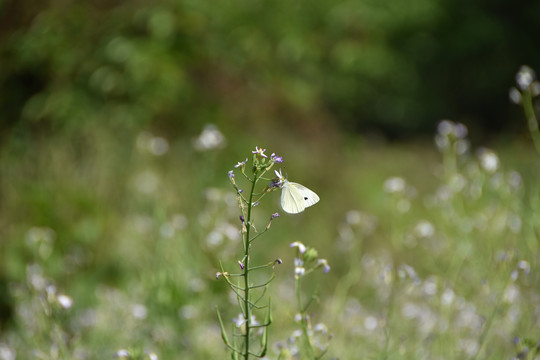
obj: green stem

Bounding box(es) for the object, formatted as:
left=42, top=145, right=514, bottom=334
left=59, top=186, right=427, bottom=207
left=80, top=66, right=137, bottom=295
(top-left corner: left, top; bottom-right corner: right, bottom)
left=296, top=277, right=318, bottom=359
left=522, top=89, right=540, bottom=156
left=243, top=167, right=271, bottom=359
left=243, top=171, right=259, bottom=360
left=471, top=269, right=513, bottom=360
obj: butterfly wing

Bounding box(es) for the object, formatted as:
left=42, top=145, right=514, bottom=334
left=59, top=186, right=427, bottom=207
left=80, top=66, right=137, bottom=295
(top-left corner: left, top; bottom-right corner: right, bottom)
left=281, top=181, right=320, bottom=214
left=281, top=181, right=307, bottom=214
left=290, top=182, right=320, bottom=208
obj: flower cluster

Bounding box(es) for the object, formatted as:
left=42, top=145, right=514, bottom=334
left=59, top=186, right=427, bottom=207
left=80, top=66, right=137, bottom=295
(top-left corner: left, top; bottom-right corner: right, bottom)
left=435, top=120, right=470, bottom=155
left=509, top=65, right=540, bottom=104
left=290, top=241, right=330, bottom=279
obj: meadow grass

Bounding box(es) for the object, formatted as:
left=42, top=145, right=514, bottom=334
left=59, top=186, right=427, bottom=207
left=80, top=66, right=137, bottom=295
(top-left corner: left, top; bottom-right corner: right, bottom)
left=1, top=69, right=540, bottom=359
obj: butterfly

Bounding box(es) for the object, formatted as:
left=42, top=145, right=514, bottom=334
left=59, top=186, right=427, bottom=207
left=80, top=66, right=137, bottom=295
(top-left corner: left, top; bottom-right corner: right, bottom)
left=274, top=169, right=320, bottom=214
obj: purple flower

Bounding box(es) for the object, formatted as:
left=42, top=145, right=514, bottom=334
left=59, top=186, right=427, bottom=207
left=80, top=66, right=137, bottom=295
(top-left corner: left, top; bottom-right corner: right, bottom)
left=271, top=153, right=283, bottom=163
left=269, top=179, right=281, bottom=188
left=228, top=170, right=234, bottom=178
left=238, top=261, right=245, bottom=270
left=234, top=158, right=248, bottom=168
left=239, top=215, right=245, bottom=223
left=252, top=146, right=268, bottom=158
left=271, top=212, right=280, bottom=220
left=317, top=259, right=331, bottom=273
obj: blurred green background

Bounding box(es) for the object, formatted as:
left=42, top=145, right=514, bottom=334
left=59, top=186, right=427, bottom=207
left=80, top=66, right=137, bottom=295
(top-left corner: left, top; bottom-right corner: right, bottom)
left=1, top=0, right=540, bottom=359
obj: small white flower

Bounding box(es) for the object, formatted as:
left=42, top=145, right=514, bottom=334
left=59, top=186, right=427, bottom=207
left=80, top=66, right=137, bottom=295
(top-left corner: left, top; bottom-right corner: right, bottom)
left=57, top=294, right=74, bottom=309
left=453, top=122, right=468, bottom=139
left=509, top=87, right=522, bottom=104
left=518, top=260, right=530, bottom=274
left=314, top=323, right=328, bottom=334
left=437, top=120, right=454, bottom=136
left=0, top=344, right=15, bottom=360
left=383, top=177, right=406, bottom=193
left=364, top=316, right=378, bottom=331
left=478, top=149, right=499, bottom=173
left=233, top=313, right=247, bottom=327
left=115, top=349, right=130, bottom=358
left=415, top=220, right=435, bottom=238
left=274, top=169, right=286, bottom=183
left=290, top=241, right=306, bottom=254
left=148, top=137, right=169, bottom=156
left=193, top=124, right=226, bottom=151
left=132, top=304, right=147, bottom=319
left=441, top=288, right=455, bottom=306
left=516, top=65, right=535, bottom=91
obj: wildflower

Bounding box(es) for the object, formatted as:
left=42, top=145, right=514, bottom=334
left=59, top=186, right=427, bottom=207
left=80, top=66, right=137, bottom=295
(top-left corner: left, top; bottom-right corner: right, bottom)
left=216, top=272, right=229, bottom=280
left=239, top=215, right=245, bottom=223
left=252, top=146, right=268, bottom=158
left=271, top=153, right=283, bottom=163
left=317, top=259, right=331, bottom=273
left=149, top=136, right=169, bottom=156
left=290, top=241, right=306, bottom=254
left=238, top=261, right=245, bottom=270
left=115, top=349, right=130, bottom=358
left=415, top=220, right=435, bottom=238
left=383, top=177, right=406, bottom=193
left=228, top=170, right=234, bottom=178
left=509, top=87, right=522, bottom=104
left=0, top=345, right=15, bottom=360
left=294, top=258, right=305, bottom=278
left=518, top=260, right=530, bottom=274
left=269, top=178, right=282, bottom=188
left=453, top=122, right=468, bottom=139
left=132, top=304, right=147, bottom=320
left=437, top=120, right=454, bottom=136
left=516, top=65, right=535, bottom=91
left=266, top=212, right=280, bottom=230
left=233, top=313, right=259, bottom=333
left=235, top=158, right=248, bottom=168
left=194, top=124, right=226, bottom=151
left=274, top=169, right=285, bottom=183
left=57, top=294, right=74, bottom=309
left=364, top=316, right=378, bottom=331
left=478, top=149, right=499, bottom=173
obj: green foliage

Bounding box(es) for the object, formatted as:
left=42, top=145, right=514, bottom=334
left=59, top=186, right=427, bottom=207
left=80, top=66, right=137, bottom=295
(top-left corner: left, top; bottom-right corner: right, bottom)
left=2, top=0, right=540, bottom=139
left=2, top=1, right=540, bottom=358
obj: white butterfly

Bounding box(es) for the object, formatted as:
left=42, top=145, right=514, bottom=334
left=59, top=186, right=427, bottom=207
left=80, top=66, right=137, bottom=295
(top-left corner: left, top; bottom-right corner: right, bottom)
left=274, top=169, right=320, bottom=214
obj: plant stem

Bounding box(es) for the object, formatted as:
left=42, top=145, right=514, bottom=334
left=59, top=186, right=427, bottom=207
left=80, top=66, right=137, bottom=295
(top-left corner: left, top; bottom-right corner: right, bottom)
left=522, top=89, right=540, bottom=156
left=296, top=277, right=317, bottom=359
left=243, top=170, right=259, bottom=360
